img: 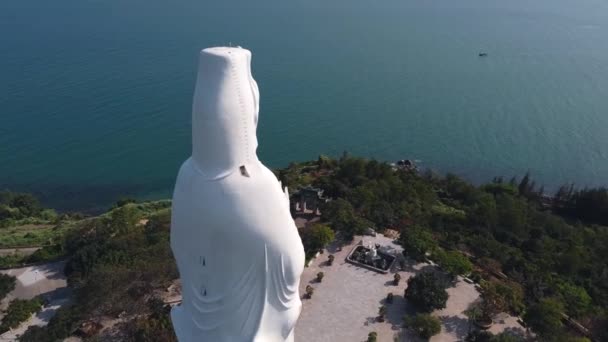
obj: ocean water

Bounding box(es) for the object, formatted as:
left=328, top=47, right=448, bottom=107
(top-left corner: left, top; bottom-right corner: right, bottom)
left=1, top=0, right=607, bottom=211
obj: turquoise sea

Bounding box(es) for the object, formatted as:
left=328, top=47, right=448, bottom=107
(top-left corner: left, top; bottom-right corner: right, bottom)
left=1, top=0, right=607, bottom=211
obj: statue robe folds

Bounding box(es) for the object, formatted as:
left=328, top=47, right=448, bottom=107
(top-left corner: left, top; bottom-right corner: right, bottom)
left=170, top=47, right=305, bottom=342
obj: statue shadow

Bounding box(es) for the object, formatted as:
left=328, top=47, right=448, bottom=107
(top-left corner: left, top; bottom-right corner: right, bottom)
left=384, top=280, right=398, bottom=287
left=363, top=315, right=377, bottom=327
left=377, top=294, right=417, bottom=331
left=442, top=274, right=461, bottom=289
left=393, top=256, right=436, bottom=275
left=326, top=240, right=346, bottom=254
left=308, top=278, right=323, bottom=284
left=438, top=315, right=471, bottom=341
left=503, top=326, right=528, bottom=338
left=318, top=259, right=338, bottom=268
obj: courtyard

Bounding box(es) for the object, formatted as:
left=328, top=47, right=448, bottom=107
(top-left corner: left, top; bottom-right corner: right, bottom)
left=295, top=235, right=527, bottom=341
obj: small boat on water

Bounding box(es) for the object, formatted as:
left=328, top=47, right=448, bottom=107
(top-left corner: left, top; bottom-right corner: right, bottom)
left=478, top=52, right=488, bottom=57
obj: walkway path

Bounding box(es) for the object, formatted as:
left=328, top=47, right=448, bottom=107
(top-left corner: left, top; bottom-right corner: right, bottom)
left=0, top=248, right=40, bottom=258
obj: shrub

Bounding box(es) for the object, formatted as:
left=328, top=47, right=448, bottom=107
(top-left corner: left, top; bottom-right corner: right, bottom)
left=305, top=285, right=314, bottom=299
left=466, top=330, right=494, bottom=342
left=0, top=274, right=16, bottom=300
left=20, top=304, right=82, bottom=342
left=125, top=297, right=177, bottom=342
left=26, top=244, right=65, bottom=263
left=0, top=297, right=44, bottom=333
left=0, top=253, right=26, bottom=268
left=394, top=273, right=401, bottom=285
left=557, top=282, right=591, bottom=318
left=316, top=272, right=324, bottom=282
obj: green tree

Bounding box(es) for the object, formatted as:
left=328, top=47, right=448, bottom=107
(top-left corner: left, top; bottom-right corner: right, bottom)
left=0, top=297, right=44, bottom=333
left=114, top=197, right=137, bottom=208
left=569, top=187, right=608, bottom=225
left=321, top=199, right=369, bottom=240
left=557, top=282, right=591, bottom=318
left=406, top=313, right=441, bottom=339
left=470, top=192, right=499, bottom=227
left=523, top=298, right=564, bottom=338
left=39, top=209, right=58, bottom=221
left=322, top=199, right=355, bottom=230
left=400, top=226, right=437, bottom=261
left=10, top=193, right=42, bottom=217
left=0, top=191, right=42, bottom=219
left=302, top=224, right=335, bottom=253
left=110, top=204, right=140, bottom=234
left=0, top=274, right=16, bottom=300
left=19, top=305, right=82, bottom=342
left=367, top=331, right=378, bottom=342
left=434, top=249, right=473, bottom=277
left=404, top=272, right=449, bottom=312
left=495, top=195, right=527, bottom=236
left=487, top=281, right=524, bottom=315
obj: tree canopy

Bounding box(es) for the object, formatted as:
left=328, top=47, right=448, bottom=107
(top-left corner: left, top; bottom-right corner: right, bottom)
left=301, top=224, right=335, bottom=258
left=523, top=298, right=564, bottom=338
left=404, top=272, right=449, bottom=312
left=13, top=155, right=608, bottom=341
left=406, top=313, right=441, bottom=339
left=284, top=156, right=608, bottom=340
left=434, top=249, right=473, bottom=277
left=0, top=191, right=43, bottom=222
left=400, top=226, right=437, bottom=261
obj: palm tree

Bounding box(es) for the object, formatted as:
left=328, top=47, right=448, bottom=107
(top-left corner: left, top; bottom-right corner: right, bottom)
left=317, top=272, right=324, bottom=282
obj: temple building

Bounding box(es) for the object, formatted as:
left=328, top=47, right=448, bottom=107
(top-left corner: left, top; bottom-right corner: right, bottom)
left=290, top=186, right=327, bottom=216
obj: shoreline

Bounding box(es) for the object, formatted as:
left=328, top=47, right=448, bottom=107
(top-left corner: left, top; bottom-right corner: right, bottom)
left=0, top=157, right=599, bottom=214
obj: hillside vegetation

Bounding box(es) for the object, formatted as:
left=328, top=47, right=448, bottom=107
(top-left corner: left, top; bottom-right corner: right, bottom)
left=280, top=155, right=607, bottom=341
left=7, top=156, right=608, bottom=341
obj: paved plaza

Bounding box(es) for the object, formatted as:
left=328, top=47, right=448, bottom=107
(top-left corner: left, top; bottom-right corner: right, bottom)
left=0, top=261, right=72, bottom=341
left=295, top=235, right=527, bottom=341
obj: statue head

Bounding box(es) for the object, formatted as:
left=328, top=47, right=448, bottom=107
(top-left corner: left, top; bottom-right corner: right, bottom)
left=191, top=47, right=260, bottom=179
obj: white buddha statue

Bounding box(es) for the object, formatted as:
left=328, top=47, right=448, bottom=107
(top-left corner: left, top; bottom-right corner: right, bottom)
left=170, top=47, right=305, bottom=342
